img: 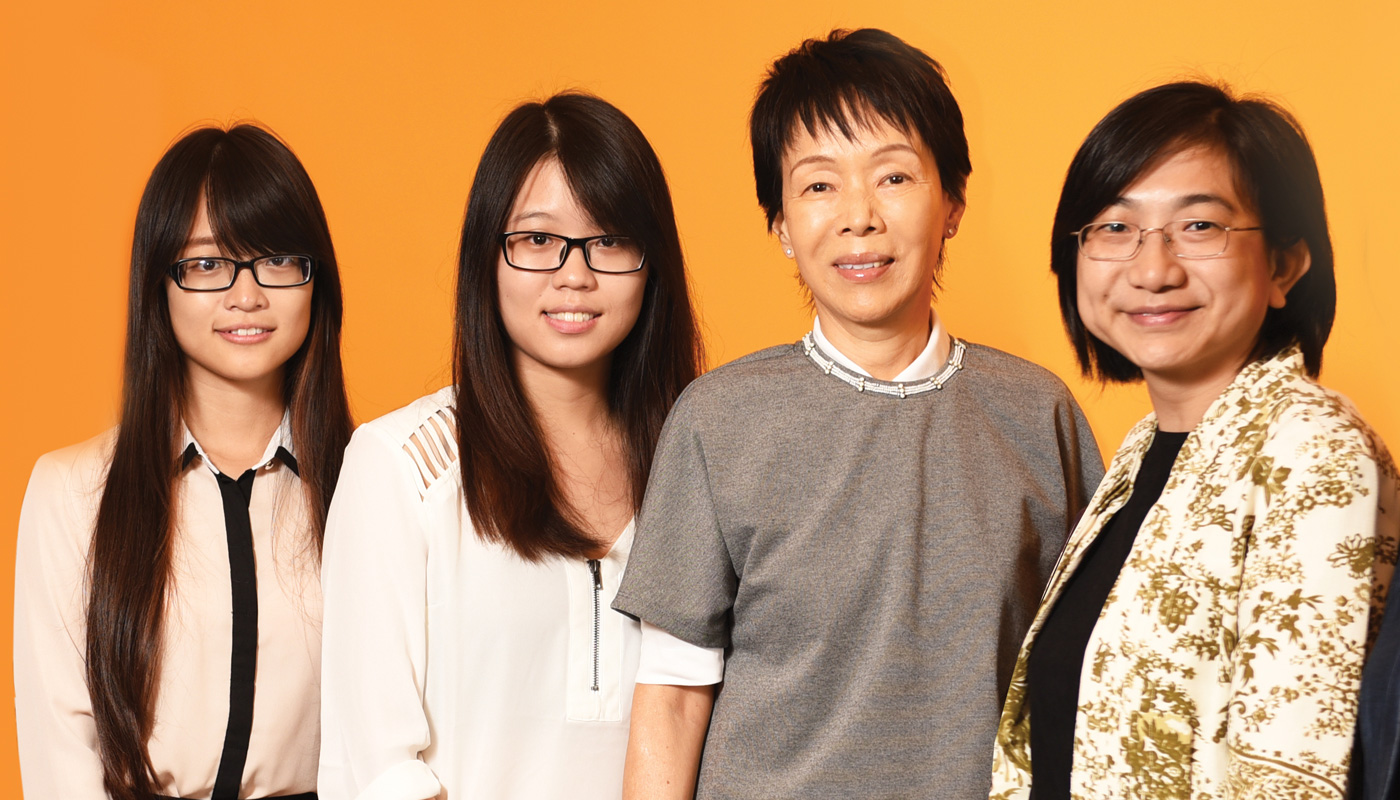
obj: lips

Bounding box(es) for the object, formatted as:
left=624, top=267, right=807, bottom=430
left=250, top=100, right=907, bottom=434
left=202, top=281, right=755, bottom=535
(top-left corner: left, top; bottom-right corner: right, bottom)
left=831, top=252, right=893, bottom=281
left=216, top=325, right=275, bottom=344
left=1125, top=306, right=1197, bottom=326
left=543, top=309, right=600, bottom=333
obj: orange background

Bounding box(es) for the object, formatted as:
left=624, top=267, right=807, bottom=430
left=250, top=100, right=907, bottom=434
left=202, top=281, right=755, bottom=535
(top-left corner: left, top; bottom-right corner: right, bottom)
left=2, top=0, right=1396, bottom=794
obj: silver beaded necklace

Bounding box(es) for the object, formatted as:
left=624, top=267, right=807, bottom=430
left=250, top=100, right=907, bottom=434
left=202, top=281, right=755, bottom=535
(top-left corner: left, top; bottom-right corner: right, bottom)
left=801, top=332, right=966, bottom=398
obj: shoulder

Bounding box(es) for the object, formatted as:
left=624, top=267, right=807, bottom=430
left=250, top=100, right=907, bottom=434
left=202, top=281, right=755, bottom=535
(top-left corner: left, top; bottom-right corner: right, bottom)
left=28, top=428, right=117, bottom=501
left=1260, top=377, right=1394, bottom=469
left=345, top=387, right=459, bottom=494
left=19, top=428, right=117, bottom=554
left=958, top=342, right=1080, bottom=406
left=655, top=342, right=824, bottom=442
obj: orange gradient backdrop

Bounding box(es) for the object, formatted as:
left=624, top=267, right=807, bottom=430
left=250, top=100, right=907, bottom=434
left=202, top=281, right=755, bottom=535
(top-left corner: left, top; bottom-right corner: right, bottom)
left=2, top=0, right=1396, bottom=793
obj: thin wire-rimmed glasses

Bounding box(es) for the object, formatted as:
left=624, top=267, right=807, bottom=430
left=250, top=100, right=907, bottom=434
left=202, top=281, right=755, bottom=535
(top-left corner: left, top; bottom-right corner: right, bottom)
left=500, top=232, right=646, bottom=274
left=1074, top=219, right=1262, bottom=261
left=168, top=254, right=316, bottom=291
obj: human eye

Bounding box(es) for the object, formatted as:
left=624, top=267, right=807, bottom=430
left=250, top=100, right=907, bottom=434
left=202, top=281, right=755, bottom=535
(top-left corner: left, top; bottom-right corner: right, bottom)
left=189, top=258, right=224, bottom=272
left=1173, top=219, right=1228, bottom=244
left=1097, top=222, right=1132, bottom=235
left=805, top=182, right=831, bottom=194
left=1180, top=219, right=1225, bottom=232
left=525, top=233, right=557, bottom=248
left=882, top=172, right=911, bottom=186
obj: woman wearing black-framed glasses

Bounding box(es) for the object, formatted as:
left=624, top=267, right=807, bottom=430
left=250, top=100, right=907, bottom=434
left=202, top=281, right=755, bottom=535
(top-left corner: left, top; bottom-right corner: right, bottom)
left=15, top=124, right=352, bottom=800
left=317, top=92, right=702, bottom=800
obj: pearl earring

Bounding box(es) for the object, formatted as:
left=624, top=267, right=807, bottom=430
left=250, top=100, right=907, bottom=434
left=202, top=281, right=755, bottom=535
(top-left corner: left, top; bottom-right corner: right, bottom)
left=947, top=227, right=956, bottom=236
left=785, top=248, right=793, bottom=257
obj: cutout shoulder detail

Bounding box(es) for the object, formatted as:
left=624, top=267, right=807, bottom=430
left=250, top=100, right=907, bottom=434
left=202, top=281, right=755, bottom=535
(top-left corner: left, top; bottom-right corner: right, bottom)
left=400, top=406, right=459, bottom=496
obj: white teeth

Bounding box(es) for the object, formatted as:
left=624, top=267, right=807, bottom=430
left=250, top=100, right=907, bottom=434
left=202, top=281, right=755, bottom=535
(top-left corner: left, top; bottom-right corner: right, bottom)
left=836, top=262, right=882, bottom=270
left=546, top=311, right=597, bottom=323
left=229, top=328, right=267, bottom=336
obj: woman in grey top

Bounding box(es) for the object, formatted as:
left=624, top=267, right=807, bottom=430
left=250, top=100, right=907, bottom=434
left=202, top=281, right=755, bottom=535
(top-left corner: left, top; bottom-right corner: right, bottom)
left=614, top=27, right=1103, bottom=800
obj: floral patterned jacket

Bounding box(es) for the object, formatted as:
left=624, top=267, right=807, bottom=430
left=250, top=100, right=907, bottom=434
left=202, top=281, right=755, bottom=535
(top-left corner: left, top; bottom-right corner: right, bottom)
left=990, top=348, right=1399, bottom=799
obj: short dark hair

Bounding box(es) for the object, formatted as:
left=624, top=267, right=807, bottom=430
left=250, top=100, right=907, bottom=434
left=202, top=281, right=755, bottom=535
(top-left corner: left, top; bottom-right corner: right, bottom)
left=750, top=28, right=971, bottom=232
left=1052, top=81, right=1335, bottom=382
left=454, top=92, right=703, bottom=561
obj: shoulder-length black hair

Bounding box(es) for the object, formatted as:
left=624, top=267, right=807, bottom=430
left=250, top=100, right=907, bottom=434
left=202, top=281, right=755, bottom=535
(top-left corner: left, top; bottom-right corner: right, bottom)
left=1052, top=81, right=1335, bottom=382
left=87, top=123, right=353, bottom=799
left=454, top=92, right=703, bottom=562
left=749, top=28, right=972, bottom=235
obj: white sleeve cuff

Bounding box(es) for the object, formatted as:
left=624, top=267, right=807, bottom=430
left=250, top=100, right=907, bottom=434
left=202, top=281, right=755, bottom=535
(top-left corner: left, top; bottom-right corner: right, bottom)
left=636, top=620, right=724, bottom=685
left=352, top=759, right=442, bottom=800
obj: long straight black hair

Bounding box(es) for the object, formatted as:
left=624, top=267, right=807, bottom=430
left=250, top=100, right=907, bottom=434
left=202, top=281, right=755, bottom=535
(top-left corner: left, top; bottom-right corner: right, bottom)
left=454, top=92, right=703, bottom=561
left=86, top=123, right=353, bottom=799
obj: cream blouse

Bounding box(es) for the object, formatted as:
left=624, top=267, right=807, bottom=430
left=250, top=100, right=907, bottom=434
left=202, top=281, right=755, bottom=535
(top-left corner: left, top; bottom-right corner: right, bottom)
left=14, top=421, right=321, bottom=798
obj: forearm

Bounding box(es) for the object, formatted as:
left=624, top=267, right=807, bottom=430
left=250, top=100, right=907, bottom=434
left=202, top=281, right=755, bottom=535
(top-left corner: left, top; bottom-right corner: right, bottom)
left=623, top=683, right=715, bottom=800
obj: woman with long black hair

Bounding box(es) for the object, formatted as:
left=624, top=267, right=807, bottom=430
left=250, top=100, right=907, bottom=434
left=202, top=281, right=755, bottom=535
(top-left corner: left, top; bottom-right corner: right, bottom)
left=15, top=124, right=353, bottom=800
left=316, top=92, right=703, bottom=800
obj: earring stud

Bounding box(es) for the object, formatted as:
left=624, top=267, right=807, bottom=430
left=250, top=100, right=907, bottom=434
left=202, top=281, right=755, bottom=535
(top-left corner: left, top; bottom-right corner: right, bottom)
left=785, top=248, right=793, bottom=257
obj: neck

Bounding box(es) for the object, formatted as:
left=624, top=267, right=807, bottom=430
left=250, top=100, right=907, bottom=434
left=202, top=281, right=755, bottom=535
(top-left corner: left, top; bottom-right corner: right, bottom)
left=816, top=308, right=941, bottom=381
left=514, top=354, right=615, bottom=443
left=182, top=367, right=286, bottom=475
left=1143, top=364, right=1243, bottom=433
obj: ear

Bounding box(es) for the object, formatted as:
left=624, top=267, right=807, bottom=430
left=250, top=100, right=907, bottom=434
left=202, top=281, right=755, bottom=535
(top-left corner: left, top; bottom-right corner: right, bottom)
left=772, top=211, right=793, bottom=255
left=944, top=198, right=967, bottom=235
left=1268, top=239, right=1311, bottom=308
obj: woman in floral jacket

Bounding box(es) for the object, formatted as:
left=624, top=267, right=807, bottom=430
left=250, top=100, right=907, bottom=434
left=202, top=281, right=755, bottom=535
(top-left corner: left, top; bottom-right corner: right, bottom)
left=989, top=81, right=1399, bottom=800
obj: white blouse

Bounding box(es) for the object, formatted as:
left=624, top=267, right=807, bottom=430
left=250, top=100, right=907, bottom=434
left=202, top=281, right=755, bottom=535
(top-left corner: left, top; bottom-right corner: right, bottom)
left=14, top=421, right=321, bottom=799
left=318, top=387, right=639, bottom=800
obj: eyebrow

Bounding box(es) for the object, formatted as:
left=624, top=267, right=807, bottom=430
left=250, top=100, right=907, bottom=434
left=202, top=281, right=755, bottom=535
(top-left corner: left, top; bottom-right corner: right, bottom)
left=185, top=235, right=219, bottom=247
left=1110, top=192, right=1239, bottom=213
left=510, top=210, right=557, bottom=226
left=786, top=142, right=922, bottom=178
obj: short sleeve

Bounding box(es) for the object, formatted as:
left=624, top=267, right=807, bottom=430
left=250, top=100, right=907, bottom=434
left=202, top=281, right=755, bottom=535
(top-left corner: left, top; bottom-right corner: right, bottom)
left=612, top=392, right=738, bottom=650
left=636, top=621, right=725, bottom=685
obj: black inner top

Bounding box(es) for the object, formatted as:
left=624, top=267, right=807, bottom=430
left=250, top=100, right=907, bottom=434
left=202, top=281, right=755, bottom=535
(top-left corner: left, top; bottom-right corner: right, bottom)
left=1025, top=429, right=1188, bottom=800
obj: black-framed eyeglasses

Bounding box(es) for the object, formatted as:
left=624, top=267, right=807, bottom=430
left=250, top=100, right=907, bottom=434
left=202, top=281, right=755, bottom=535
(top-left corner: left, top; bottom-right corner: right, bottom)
left=168, top=254, right=316, bottom=291
left=500, top=232, right=646, bottom=274
left=1073, top=219, right=1263, bottom=261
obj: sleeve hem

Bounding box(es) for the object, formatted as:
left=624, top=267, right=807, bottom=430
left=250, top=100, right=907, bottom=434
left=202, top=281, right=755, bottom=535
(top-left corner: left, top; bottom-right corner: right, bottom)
left=354, top=759, right=442, bottom=800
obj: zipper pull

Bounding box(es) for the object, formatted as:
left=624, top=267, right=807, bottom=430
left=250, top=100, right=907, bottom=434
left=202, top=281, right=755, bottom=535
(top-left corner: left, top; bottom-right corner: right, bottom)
left=588, top=558, right=602, bottom=590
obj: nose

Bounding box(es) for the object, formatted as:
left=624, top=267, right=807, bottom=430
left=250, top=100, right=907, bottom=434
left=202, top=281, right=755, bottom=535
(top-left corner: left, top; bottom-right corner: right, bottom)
left=839, top=183, right=881, bottom=235
left=552, top=244, right=598, bottom=291
left=1126, top=229, right=1186, bottom=292
left=224, top=265, right=269, bottom=310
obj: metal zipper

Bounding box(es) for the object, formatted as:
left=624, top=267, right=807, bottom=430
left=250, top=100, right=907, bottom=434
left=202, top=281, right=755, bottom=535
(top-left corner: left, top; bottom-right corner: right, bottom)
left=588, top=559, right=602, bottom=692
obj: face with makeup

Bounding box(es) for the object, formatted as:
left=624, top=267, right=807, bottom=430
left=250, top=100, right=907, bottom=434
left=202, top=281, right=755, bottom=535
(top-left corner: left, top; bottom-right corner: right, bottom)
left=1075, top=145, right=1309, bottom=399
left=165, top=197, right=314, bottom=392
left=496, top=157, right=647, bottom=380
left=772, top=117, right=965, bottom=341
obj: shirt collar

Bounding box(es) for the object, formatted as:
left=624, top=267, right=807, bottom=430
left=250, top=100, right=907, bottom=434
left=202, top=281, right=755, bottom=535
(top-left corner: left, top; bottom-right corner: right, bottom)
left=179, top=412, right=297, bottom=477
left=811, top=312, right=950, bottom=383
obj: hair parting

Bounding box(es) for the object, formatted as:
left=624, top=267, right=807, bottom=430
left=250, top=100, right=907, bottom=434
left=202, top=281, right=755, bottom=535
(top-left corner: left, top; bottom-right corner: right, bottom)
left=453, top=92, right=702, bottom=561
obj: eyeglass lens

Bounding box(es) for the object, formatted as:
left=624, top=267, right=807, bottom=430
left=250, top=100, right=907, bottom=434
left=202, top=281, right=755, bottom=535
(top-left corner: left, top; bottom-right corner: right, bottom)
left=1080, top=220, right=1232, bottom=260
left=175, top=256, right=313, bottom=289
left=503, top=233, right=643, bottom=273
